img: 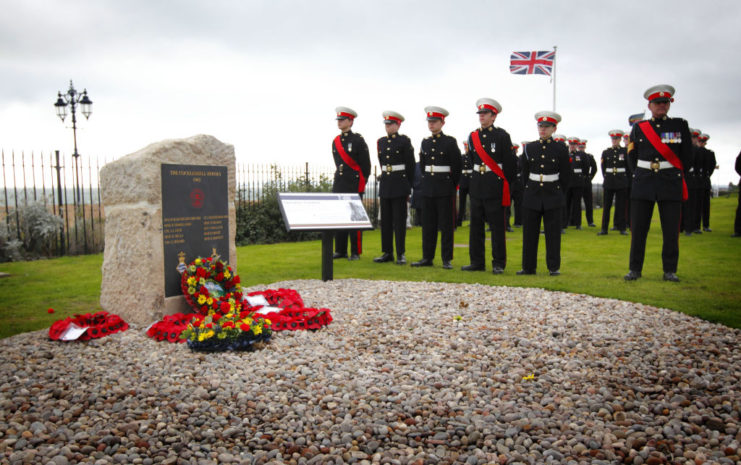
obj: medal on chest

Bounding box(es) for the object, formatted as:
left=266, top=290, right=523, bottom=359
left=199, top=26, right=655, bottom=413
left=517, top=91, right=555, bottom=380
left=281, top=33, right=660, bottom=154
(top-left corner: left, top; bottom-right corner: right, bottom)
left=660, top=132, right=681, bottom=144
left=490, top=142, right=496, bottom=152
left=348, top=142, right=353, bottom=152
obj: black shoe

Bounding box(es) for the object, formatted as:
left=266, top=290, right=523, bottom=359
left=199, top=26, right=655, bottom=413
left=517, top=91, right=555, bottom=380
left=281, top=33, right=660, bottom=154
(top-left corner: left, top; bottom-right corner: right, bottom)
left=610, top=227, right=618, bottom=231
left=492, top=267, right=504, bottom=275
left=624, top=270, right=641, bottom=281
left=442, top=261, right=453, bottom=270
left=575, top=226, right=582, bottom=230
left=597, top=230, right=608, bottom=236
left=620, top=230, right=629, bottom=235
left=684, top=232, right=693, bottom=236
left=506, top=226, right=514, bottom=232
left=663, top=272, right=680, bottom=282
left=733, top=233, right=741, bottom=237
left=411, top=258, right=433, bottom=267
left=516, top=269, right=535, bottom=275
left=549, top=269, right=560, bottom=276
left=348, top=254, right=360, bottom=261
left=703, top=227, right=712, bottom=232
left=693, top=229, right=702, bottom=234
left=461, top=264, right=485, bottom=271
left=588, top=223, right=596, bottom=227
left=333, top=252, right=348, bottom=259
left=373, top=253, right=393, bottom=263
left=396, top=254, right=406, bottom=265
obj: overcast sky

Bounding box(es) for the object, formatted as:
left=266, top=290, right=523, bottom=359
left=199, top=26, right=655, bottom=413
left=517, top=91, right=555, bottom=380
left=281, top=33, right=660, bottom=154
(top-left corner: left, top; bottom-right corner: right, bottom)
left=2, top=0, right=740, bottom=186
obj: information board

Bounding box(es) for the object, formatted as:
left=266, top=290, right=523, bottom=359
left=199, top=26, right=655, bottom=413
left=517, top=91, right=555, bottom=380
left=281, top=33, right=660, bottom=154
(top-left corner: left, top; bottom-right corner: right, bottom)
left=161, top=164, right=229, bottom=297
left=277, top=192, right=373, bottom=231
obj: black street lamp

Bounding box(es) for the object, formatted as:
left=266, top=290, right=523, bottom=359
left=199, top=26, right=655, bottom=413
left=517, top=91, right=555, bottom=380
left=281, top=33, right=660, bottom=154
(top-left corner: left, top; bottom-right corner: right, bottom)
left=54, top=80, right=93, bottom=203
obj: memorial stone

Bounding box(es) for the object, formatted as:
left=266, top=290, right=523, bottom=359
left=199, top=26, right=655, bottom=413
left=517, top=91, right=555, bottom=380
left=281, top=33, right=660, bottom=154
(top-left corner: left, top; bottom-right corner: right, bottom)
left=100, top=134, right=237, bottom=325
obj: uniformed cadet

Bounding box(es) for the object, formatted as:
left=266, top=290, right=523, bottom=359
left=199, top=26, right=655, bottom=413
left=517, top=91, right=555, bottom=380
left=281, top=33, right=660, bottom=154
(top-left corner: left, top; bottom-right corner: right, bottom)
left=624, top=85, right=692, bottom=282
left=519, top=111, right=571, bottom=276
left=683, top=128, right=703, bottom=235
left=373, top=111, right=415, bottom=265
left=411, top=106, right=462, bottom=269
left=565, top=137, right=589, bottom=230
left=581, top=140, right=598, bottom=227
left=698, top=133, right=717, bottom=231
left=461, top=98, right=516, bottom=274
left=509, top=143, right=524, bottom=229
left=598, top=130, right=631, bottom=235
left=331, top=107, right=371, bottom=260
left=457, top=142, right=472, bottom=227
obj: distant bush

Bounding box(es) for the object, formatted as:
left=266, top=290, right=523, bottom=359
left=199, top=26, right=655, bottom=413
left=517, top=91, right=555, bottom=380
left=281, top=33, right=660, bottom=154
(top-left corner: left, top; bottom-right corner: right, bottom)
left=1, top=202, right=63, bottom=261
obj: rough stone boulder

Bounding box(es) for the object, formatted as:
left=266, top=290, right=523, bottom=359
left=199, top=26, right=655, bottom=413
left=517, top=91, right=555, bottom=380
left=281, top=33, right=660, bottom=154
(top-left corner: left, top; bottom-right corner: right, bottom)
left=99, top=134, right=237, bottom=325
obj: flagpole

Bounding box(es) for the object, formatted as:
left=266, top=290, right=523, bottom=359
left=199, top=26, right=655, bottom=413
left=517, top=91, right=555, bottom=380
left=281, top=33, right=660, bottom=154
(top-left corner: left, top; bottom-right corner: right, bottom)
left=552, top=45, right=557, bottom=112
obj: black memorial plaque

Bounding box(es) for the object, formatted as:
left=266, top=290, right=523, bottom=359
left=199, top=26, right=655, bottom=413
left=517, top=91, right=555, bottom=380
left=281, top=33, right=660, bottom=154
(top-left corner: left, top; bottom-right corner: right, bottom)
left=161, top=164, right=229, bottom=297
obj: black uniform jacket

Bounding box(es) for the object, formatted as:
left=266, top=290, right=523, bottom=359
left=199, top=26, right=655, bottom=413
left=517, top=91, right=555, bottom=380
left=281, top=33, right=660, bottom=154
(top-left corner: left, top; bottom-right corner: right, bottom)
left=585, top=153, right=598, bottom=183
left=377, top=133, right=415, bottom=198
left=628, top=116, right=692, bottom=202
left=701, top=146, right=717, bottom=190
left=522, top=137, right=571, bottom=210
left=569, top=151, right=590, bottom=188
left=332, top=130, right=371, bottom=193
left=459, top=151, right=472, bottom=190
left=601, top=146, right=630, bottom=189
left=419, top=132, right=462, bottom=197
left=686, top=146, right=703, bottom=190
left=466, top=126, right=517, bottom=201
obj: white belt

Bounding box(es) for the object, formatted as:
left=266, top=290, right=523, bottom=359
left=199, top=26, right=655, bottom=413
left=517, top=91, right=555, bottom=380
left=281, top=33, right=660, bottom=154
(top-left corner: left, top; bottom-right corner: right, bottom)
left=607, top=167, right=626, bottom=174
left=637, top=160, right=673, bottom=171
left=529, top=173, right=559, bottom=182
left=425, top=165, right=451, bottom=173
left=383, top=164, right=406, bottom=173
left=573, top=168, right=583, bottom=173
left=473, top=164, right=493, bottom=173
left=461, top=169, right=473, bottom=174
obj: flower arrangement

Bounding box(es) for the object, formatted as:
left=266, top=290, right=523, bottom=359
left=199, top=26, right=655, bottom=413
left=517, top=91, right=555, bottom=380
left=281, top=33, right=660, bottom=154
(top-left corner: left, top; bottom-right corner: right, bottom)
left=181, top=256, right=242, bottom=316
left=146, top=313, right=192, bottom=343
left=245, top=288, right=333, bottom=331
left=179, top=306, right=272, bottom=352
left=49, top=311, right=128, bottom=341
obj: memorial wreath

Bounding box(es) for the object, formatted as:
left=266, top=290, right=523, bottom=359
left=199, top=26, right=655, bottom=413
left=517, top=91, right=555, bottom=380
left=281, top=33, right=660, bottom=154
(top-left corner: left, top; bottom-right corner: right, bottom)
left=179, top=307, right=272, bottom=352
left=181, top=256, right=243, bottom=316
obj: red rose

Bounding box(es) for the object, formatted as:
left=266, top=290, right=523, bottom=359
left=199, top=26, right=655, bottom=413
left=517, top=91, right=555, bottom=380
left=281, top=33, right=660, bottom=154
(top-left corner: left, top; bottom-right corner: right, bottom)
left=220, top=302, right=230, bottom=313
left=239, top=310, right=250, bottom=319
left=222, top=321, right=234, bottom=329
left=216, top=272, right=224, bottom=281
left=234, top=276, right=241, bottom=284
left=216, top=261, right=224, bottom=271
left=47, top=308, right=55, bottom=314
left=212, top=313, right=221, bottom=322
left=206, top=323, right=213, bottom=329
left=240, top=323, right=250, bottom=331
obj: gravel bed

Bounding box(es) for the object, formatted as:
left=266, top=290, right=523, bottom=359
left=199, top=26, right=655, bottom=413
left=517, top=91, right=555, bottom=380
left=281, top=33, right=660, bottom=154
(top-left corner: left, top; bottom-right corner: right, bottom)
left=1, top=279, right=740, bottom=465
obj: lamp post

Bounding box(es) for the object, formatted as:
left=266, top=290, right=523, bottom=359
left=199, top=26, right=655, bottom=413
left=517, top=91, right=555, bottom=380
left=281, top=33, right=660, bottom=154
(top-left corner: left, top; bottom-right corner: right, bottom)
left=54, top=80, right=93, bottom=204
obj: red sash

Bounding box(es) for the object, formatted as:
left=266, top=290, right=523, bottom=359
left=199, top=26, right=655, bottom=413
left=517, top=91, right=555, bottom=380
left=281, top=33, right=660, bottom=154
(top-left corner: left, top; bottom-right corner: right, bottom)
left=638, top=121, right=688, bottom=201
left=470, top=130, right=510, bottom=206
left=334, top=135, right=366, bottom=193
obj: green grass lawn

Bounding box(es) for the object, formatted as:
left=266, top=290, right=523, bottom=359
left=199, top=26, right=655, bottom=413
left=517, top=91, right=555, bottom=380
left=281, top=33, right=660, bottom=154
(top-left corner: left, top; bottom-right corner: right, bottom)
left=1, top=196, right=739, bottom=339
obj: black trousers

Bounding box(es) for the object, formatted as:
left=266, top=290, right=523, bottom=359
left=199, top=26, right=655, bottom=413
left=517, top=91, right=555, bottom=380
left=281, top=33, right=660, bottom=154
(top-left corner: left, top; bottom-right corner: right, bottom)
left=629, top=199, right=681, bottom=273
left=735, top=188, right=741, bottom=235
left=513, top=189, right=524, bottom=226
left=522, top=206, right=562, bottom=272
left=566, top=187, right=583, bottom=227
left=380, top=196, right=408, bottom=257
left=617, top=184, right=632, bottom=229
left=468, top=196, right=507, bottom=269
left=702, top=187, right=711, bottom=228
left=456, top=188, right=469, bottom=226
left=583, top=183, right=594, bottom=224
left=422, top=195, right=455, bottom=262
left=602, top=187, right=627, bottom=231
left=335, top=193, right=364, bottom=256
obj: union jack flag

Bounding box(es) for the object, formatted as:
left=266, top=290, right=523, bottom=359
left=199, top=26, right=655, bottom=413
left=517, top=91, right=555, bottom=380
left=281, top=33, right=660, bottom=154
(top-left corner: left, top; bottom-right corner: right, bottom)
left=510, top=50, right=555, bottom=75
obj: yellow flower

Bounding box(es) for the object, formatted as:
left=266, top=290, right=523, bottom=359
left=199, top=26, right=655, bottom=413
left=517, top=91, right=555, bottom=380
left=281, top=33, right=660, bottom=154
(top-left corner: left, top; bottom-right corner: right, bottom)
left=187, top=287, right=195, bottom=295
left=198, top=333, right=206, bottom=342
left=195, top=258, right=202, bottom=265
left=207, top=297, right=214, bottom=306
left=199, top=277, right=206, bottom=286
left=265, top=318, right=272, bottom=326
left=252, top=325, right=262, bottom=335
left=224, top=270, right=231, bottom=279
left=454, top=315, right=462, bottom=321
left=203, top=330, right=215, bottom=340
left=197, top=295, right=207, bottom=305
left=187, top=277, right=196, bottom=286
left=226, top=313, right=234, bottom=319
